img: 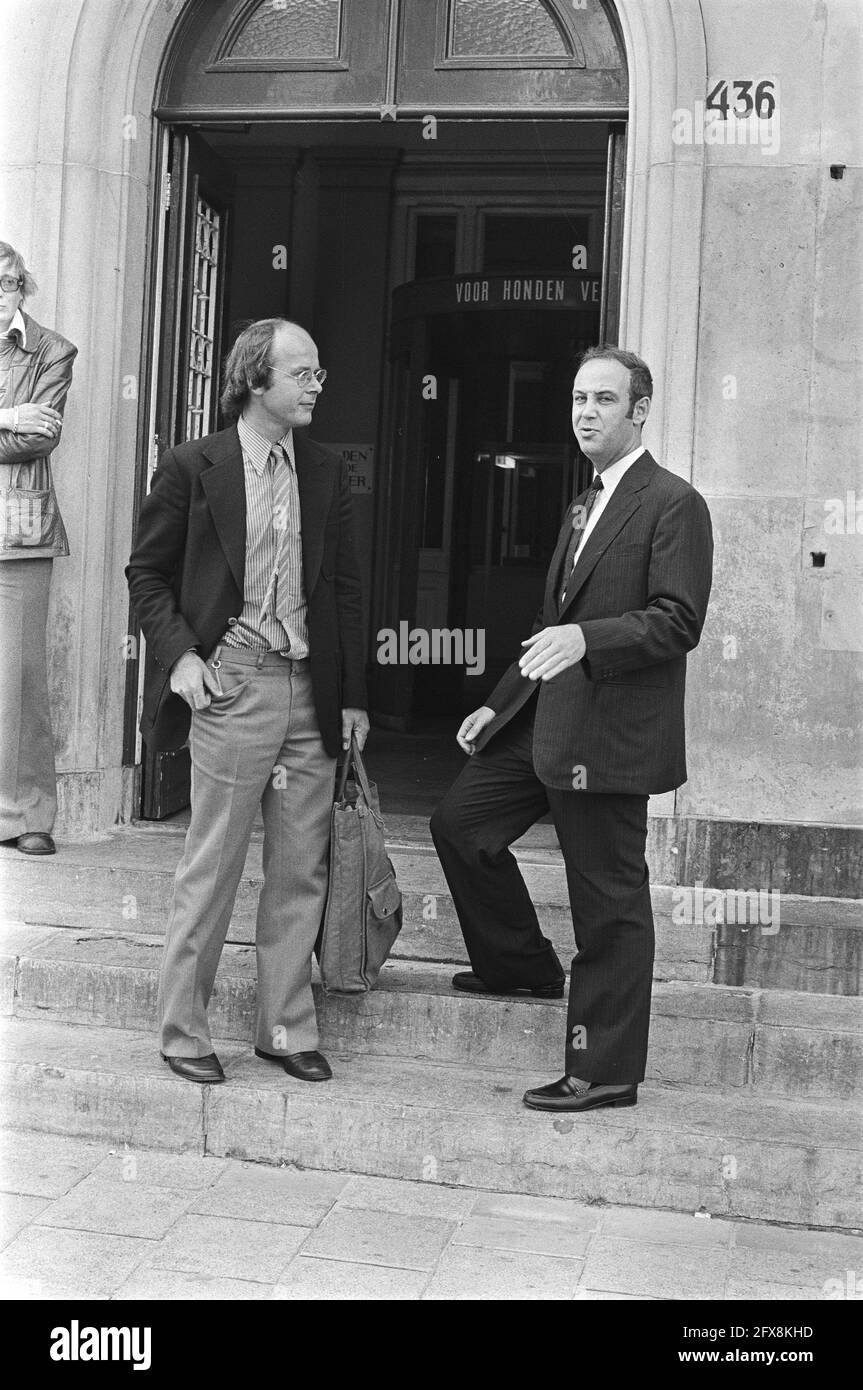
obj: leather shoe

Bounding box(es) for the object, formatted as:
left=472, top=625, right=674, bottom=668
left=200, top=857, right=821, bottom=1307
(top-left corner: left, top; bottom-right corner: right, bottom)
left=523, top=1075, right=638, bottom=1111
left=160, top=1051, right=225, bottom=1084
left=255, top=1047, right=332, bottom=1082
left=452, top=970, right=564, bottom=999
left=15, top=832, right=56, bottom=855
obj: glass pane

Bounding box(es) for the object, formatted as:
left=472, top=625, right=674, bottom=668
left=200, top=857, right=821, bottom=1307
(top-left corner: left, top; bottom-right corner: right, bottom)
left=449, top=0, right=567, bottom=58
left=186, top=197, right=221, bottom=441
left=230, top=0, right=341, bottom=61
left=414, top=215, right=458, bottom=280
left=483, top=214, right=590, bottom=275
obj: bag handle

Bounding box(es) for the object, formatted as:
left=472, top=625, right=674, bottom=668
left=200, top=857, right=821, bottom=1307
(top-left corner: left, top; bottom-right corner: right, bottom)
left=336, top=733, right=380, bottom=820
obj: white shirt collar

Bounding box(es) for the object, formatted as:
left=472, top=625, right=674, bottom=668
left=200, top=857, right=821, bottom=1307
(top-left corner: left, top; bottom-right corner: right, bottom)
left=237, top=414, right=294, bottom=474
left=593, top=444, right=645, bottom=497
left=0, top=308, right=26, bottom=343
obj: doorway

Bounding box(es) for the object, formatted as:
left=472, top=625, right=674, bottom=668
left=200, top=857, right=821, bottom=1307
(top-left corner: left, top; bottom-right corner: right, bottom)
left=128, top=0, right=628, bottom=818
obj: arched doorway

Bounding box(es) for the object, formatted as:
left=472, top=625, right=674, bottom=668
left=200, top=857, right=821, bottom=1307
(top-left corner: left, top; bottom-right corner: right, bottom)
left=130, top=0, right=630, bottom=814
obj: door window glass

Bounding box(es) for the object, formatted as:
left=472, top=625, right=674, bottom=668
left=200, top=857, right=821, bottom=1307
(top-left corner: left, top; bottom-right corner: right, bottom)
left=414, top=215, right=458, bottom=280
left=482, top=213, right=590, bottom=275
left=226, top=0, right=342, bottom=61
left=186, top=197, right=221, bottom=441
left=449, top=0, right=568, bottom=59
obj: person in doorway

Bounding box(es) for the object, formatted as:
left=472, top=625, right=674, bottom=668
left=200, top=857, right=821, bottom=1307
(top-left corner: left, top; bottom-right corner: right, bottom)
left=127, top=318, right=368, bottom=1085
left=430, top=346, right=713, bottom=1112
left=0, top=242, right=77, bottom=856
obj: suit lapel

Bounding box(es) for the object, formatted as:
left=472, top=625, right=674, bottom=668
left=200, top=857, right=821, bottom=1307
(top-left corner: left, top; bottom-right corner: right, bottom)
left=294, top=433, right=334, bottom=594
left=544, top=493, right=587, bottom=624
left=199, top=427, right=246, bottom=594
left=558, top=452, right=658, bottom=616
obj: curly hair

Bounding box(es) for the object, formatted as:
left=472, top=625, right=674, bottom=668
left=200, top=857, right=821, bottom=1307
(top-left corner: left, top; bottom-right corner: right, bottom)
left=0, top=242, right=38, bottom=300
left=577, top=345, right=653, bottom=418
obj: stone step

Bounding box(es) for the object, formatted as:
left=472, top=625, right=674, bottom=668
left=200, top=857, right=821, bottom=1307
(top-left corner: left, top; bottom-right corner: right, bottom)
left=3, top=923, right=861, bottom=1099
left=0, top=831, right=715, bottom=983
left=1, top=1015, right=859, bottom=1230
left=6, top=830, right=862, bottom=992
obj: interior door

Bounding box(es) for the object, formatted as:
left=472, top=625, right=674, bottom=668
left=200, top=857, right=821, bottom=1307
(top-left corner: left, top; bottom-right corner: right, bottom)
left=138, top=129, right=233, bottom=819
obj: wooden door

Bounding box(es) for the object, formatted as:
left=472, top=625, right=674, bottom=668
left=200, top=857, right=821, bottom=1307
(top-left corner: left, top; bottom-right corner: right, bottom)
left=137, top=130, right=233, bottom=819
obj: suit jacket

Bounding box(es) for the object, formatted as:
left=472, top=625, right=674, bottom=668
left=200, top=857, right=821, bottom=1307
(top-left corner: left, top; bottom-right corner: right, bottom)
left=126, top=425, right=367, bottom=758
left=475, top=451, right=713, bottom=794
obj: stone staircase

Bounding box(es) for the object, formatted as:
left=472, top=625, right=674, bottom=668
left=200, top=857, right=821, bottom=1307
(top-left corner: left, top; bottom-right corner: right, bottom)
left=1, top=821, right=861, bottom=1232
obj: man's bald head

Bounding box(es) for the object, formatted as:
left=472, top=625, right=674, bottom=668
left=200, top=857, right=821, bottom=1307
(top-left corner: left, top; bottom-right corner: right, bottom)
left=220, top=317, right=318, bottom=422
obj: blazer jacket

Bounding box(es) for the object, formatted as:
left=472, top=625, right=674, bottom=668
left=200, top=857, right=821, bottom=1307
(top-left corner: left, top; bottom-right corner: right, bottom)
left=126, top=425, right=367, bottom=757
left=475, top=452, right=714, bottom=794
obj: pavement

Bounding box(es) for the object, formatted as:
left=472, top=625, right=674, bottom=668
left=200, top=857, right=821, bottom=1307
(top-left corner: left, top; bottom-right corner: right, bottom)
left=1, top=1128, right=861, bottom=1301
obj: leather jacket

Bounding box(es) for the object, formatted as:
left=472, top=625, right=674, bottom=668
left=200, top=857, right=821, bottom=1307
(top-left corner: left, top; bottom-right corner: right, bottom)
left=0, top=310, right=77, bottom=557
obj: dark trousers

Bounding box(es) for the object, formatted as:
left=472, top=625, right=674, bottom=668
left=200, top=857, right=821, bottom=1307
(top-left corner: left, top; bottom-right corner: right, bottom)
left=430, top=707, right=655, bottom=1081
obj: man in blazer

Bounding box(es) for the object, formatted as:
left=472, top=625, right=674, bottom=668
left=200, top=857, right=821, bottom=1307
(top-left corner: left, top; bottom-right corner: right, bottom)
left=127, top=318, right=367, bottom=1085
left=430, top=346, right=713, bottom=1111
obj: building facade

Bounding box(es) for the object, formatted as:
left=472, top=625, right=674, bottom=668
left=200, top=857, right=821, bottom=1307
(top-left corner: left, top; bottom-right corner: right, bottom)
left=1, top=0, right=860, bottom=896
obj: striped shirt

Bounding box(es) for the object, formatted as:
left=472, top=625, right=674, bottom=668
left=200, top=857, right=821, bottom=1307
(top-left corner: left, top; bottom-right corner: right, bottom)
left=220, top=414, right=309, bottom=657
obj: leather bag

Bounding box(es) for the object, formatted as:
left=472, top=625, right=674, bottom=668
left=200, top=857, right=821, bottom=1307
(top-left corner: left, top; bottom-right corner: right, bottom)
left=316, top=735, right=402, bottom=993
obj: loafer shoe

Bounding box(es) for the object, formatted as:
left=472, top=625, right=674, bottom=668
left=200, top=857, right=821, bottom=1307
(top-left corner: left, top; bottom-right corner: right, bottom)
left=523, top=1075, right=638, bottom=1112
left=16, top=832, right=56, bottom=855
left=255, top=1047, right=332, bottom=1082
left=452, top=970, right=564, bottom=999
left=161, top=1051, right=225, bottom=1084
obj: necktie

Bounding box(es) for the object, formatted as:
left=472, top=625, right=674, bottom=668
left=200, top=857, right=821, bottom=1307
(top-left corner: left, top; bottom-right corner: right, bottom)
left=559, top=475, right=603, bottom=606
left=260, top=443, right=294, bottom=632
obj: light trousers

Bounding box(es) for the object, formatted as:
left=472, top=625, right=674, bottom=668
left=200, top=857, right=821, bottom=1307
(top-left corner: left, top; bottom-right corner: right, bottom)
left=158, top=648, right=336, bottom=1058
left=0, top=557, right=57, bottom=837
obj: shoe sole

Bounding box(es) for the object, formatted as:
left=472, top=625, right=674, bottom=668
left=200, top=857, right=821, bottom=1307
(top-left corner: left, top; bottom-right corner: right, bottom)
left=452, top=980, right=565, bottom=1000
left=254, top=1047, right=332, bottom=1081
left=160, top=1053, right=225, bottom=1084
left=523, top=1093, right=637, bottom=1112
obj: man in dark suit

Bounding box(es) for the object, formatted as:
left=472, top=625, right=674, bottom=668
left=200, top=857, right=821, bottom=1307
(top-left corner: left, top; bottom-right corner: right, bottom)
left=127, top=318, right=367, bottom=1086
left=430, top=346, right=713, bottom=1112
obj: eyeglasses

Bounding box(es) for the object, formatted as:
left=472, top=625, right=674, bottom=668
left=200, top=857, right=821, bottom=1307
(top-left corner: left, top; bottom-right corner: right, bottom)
left=0, top=276, right=23, bottom=293
left=270, top=367, right=328, bottom=388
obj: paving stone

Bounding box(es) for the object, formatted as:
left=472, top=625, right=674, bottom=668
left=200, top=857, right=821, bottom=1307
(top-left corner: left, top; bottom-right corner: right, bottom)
left=725, top=1246, right=860, bottom=1296
left=0, top=1127, right=105, bottom=1197
left=0, top=1192, right=51, bottom=1249
left=470, top=1191, right=603, bottom=1227
left=574, top=1287, right=663, bottom=1300
left=92, top=1149, right=230, bottom=1190
left=452, top=1214, right=594, bottom=1259
left=732, top=1222, right=863, bottom=1260
left=273, top=1256, right=430, bottom=1300
left=423, top=1246, right=583, bottom=1300
left=147, top=1213, right=308, bottom=1282
left=599, top=1207, right=735, bottom=1247
left=0, top=1225, right=151, bottom=1296
left=580, top=1237, right=730, bottom=1299
left=725, top=1278, right=835, bottom=1301
left=339, top=1175, right=478, bottom=1220
left=113, top=1267, right=275, bottom=1300
left=302, top=1206, right=455, bottom=1270
left=189, top=1162, right=349, bottom=1226
left=35, top=1175, right=195, bottom=1239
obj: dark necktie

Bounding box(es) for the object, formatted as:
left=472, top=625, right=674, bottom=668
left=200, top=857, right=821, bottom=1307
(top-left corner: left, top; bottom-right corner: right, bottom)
left=559, top=475, right=603, bottom=606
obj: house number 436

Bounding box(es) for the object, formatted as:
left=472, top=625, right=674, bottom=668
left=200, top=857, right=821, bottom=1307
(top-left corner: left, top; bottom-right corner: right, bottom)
left=706, top=79, right=777, bottom=119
